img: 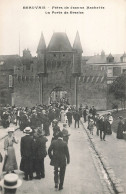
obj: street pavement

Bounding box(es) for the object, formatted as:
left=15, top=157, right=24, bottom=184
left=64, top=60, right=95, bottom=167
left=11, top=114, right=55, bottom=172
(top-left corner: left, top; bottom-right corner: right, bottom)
left=0, top=122, right=108, bottom=194
left=82, top=119, right=126, bottom=193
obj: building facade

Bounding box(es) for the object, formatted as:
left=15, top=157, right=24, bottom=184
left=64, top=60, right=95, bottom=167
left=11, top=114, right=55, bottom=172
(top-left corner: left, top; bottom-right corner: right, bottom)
left=0, top=33, right=126, bottom=110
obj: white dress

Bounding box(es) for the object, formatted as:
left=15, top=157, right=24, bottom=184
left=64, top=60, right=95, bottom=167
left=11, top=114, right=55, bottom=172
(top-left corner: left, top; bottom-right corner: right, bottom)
left=60, top=110, right=65, bottom=123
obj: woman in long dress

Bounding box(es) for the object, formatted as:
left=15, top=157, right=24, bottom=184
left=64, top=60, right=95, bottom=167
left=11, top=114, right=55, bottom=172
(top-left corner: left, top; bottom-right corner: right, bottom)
left=60, top=108, right=65, bottom=123
left=3, top=128, right=18, bottom=173
left=117, top=116, right=124, bottom=139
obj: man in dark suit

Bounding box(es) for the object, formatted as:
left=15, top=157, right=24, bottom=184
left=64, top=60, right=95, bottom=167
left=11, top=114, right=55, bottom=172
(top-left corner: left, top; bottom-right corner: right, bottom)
left=20, top=127, right=34, bottom=180
left=34, top=128, right=48, bottom=179
left=83, top=108, right=87, bottom=123
left=48, top=131, right=70, bottom=190
left=66, top=109, right=72, bottom=127
left=73, top=110, right=80, bottom=128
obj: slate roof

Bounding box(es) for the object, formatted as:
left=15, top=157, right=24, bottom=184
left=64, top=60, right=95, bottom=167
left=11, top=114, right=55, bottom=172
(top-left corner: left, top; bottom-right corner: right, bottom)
left=37, top=33, right=46, bottom=53
left=47, top=32, right=72, bottom=52
left=86, top=54, right=123, bottom=64
left=73, top=31, right=83, bottom=52
left=0, top=55, right=22, bottom=70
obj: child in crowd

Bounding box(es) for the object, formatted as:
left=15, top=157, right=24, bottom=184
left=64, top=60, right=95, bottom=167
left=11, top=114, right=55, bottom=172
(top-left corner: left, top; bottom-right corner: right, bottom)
left=88, top=119, right=94, bottom=135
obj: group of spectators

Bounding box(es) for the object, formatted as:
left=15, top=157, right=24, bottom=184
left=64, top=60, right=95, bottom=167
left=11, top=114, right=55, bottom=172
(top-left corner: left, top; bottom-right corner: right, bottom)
left=82, top=105, right=126, bottom=140
left=1, top=102, right=126, bottom=193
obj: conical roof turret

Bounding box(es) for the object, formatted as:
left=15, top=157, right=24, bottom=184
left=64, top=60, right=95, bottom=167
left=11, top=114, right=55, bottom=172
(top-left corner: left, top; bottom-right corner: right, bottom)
left=73, top=31, right=83, bottom=53
left=37, top=33, right=46, bottom=53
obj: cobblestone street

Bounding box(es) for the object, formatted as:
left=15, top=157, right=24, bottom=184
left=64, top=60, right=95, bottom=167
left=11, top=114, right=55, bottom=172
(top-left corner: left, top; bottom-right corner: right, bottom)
left=0, top=121, right=113, bottom=194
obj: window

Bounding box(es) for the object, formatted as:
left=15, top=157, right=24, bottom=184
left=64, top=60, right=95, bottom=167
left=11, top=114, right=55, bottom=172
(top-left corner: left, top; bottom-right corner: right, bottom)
left=122, top=69, right=126, bottom=73
left=9, top=75, right=13, bottom=87
left=113, top=67, right=121, bottom=76
left=26, top=64, right=30, bottom=70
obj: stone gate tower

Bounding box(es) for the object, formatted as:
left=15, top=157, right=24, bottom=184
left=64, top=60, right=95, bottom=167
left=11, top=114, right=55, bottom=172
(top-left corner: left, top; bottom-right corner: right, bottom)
left=37, top=31, right=83, bottom=105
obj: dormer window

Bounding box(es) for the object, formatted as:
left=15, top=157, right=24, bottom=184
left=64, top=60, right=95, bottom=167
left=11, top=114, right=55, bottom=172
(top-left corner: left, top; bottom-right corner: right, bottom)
left=120, top=52, right=126, bottom=62
left=106, top=53, right=114, bottom=63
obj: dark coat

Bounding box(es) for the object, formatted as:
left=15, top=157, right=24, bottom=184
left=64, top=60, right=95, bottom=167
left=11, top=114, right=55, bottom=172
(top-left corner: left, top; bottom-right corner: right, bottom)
left=20, top=135, right=34, bottom=158
left=92, top=108, right=96, bottom=116
left=48, top=138, right=70, bottom=167
left=83, top=109, right=87, bottom=117
left=73, top=111, right=80, bottom=121
left=66, top=111, right=72, bottom=121
left=99, top=119, right=105, bottom=131
left=117, top=121, right=124, bottom=139
left=35, top=135, right=48, bottom=159
left=20, top=134, right=34, bottom=172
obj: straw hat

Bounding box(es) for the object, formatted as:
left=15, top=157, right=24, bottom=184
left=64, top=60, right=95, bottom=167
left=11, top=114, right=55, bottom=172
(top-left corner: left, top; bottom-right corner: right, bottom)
left=0, top=174, right=22, bottom=189
left=8, top=128, right=14, bottom=133
left=24, top=127, right=32, bottom=133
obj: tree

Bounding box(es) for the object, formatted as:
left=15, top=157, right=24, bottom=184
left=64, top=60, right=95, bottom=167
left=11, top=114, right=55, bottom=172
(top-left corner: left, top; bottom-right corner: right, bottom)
left=109, top=72, right=126, bottom=109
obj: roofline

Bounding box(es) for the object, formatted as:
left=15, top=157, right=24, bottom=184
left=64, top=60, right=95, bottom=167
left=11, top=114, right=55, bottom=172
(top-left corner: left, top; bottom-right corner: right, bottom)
left=86, top=63, right=126, bottom=66
left=47, top=51, right=75, bottom=53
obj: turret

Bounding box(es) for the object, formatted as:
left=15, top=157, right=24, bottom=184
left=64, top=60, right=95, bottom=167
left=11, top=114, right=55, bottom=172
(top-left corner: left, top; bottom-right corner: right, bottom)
left=37, top=33, right=46, bottom=74
left=73, top=31, right=83, bottom=53
left=22, top=49, right=32, bottom=70
left=72, top=31, right=83, bottom=76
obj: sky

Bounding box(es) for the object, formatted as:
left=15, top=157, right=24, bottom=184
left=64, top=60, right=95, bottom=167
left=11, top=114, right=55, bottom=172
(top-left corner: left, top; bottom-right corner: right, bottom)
left=0, top=0, right=126, bottom=56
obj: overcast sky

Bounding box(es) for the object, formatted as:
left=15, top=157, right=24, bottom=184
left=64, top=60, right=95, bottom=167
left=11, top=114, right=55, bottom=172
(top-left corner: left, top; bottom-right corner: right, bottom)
left=0, top=0, right=126, bottom=56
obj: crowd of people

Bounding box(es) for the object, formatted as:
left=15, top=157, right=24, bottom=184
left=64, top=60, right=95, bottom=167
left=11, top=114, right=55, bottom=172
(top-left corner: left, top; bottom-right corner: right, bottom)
left=0, top=102, right=126, bottom=192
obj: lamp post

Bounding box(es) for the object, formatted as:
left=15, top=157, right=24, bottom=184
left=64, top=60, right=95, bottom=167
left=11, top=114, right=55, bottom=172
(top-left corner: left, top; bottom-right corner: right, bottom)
left=38, top=72, right=47, bottom=105
left=72, top=51, right=81, bottom=110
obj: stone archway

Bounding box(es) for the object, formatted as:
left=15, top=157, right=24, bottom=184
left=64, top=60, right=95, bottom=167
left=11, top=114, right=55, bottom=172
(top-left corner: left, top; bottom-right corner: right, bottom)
left=49, top=86, right=69, bottom=104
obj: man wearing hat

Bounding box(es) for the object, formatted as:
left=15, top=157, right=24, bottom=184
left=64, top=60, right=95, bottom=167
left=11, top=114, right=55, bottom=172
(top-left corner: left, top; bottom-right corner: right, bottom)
left=66, top=109, right=72, bottom=127
left=106, top=112, right=113, bottom=135
left=0, top=173, right=22, bottom=194
left=62, top=124, right=70, bottom=144
left=20, top=127, right=34, bottom=180
left=48, top=131, right=70, bottom=190
left=99, top=116, right=106, bottom=141
left=34, top=128, right=48, bottom=179
left=95, top=114, right=100, bottom=136
left=51, top=120, right=60, bottom=142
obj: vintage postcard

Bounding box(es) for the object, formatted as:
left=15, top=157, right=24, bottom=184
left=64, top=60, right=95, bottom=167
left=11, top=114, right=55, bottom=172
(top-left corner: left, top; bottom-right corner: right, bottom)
left=0, top=0, right=126, bottom=193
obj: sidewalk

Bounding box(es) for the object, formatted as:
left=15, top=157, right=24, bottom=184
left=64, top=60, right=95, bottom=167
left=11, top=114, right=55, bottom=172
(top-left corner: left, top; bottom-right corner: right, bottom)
left=81, top=119, right=126, bottom=193
left=0, top=124, right=19, bottom=140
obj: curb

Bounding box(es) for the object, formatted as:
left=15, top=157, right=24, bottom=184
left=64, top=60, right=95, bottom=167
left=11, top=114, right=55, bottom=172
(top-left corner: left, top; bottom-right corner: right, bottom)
left=81, top=119, right=125, bottom=194
left=0, top=127, right=19, bottom=141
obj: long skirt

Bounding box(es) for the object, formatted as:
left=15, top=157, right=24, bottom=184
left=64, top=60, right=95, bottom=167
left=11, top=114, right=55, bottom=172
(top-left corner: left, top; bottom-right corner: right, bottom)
left=3, top=147, right=18, bottom=172
left=117, top=129, right=123, bottom=139
left=20, top=157, right=33, bottom=175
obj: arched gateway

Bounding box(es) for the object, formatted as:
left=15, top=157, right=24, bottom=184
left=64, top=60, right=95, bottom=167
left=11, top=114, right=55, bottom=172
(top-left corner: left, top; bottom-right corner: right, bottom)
left=37, top=32, right=82, bottom=106
left=14, top=31, right=82, bottom=108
